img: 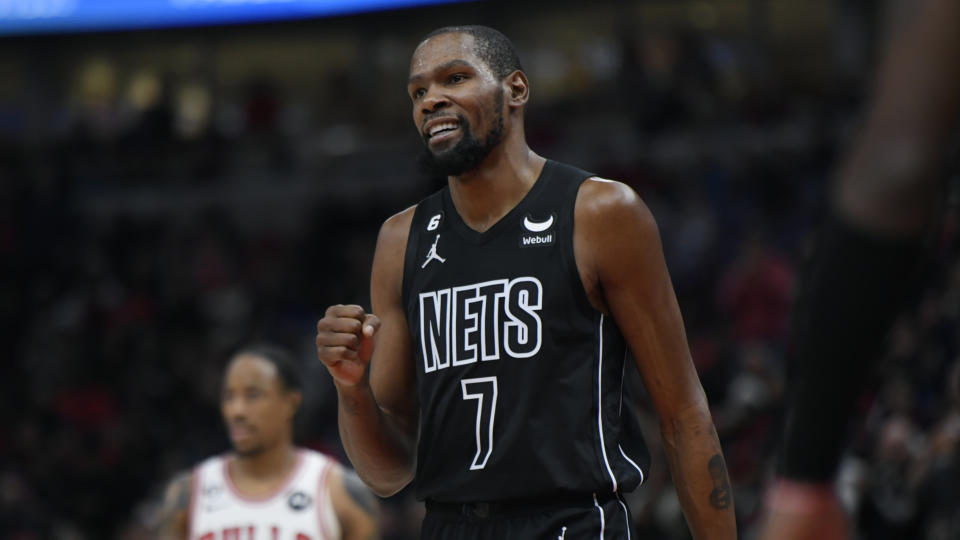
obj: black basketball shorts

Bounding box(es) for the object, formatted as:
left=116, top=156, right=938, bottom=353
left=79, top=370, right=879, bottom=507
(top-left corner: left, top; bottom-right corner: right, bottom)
left=422, top=492, right=636, bottom=540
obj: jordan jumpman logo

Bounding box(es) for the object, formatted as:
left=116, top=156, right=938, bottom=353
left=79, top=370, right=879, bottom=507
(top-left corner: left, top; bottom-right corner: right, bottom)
left=421, top=234, right=446, bottom=268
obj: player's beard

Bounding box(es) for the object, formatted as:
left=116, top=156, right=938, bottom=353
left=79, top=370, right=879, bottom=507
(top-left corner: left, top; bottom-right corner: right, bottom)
left=418, top=92, right=504, bottom=178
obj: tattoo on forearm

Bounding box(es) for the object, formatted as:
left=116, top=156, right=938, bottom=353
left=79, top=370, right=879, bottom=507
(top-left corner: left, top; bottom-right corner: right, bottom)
left=343, top=470, right=378, bottom=514
left=707, top=454, right=732, bottom=510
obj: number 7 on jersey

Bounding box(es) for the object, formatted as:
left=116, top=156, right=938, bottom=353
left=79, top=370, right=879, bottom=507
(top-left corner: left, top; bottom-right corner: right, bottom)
left=460, top=376, right=498, bottom=470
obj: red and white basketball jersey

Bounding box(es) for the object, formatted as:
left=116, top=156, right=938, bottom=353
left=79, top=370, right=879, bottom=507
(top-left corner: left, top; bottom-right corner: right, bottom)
left=189, top=449, right=341, bottom=540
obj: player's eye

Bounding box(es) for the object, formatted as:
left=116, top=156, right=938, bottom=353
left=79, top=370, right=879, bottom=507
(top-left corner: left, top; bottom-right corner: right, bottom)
left=448, top=73, right=466, bottom=84
left=412, top=88, right=426, bottom=99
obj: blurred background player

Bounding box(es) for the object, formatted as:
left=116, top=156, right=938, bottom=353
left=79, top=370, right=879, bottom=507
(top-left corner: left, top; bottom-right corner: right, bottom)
left=761, top=0, right=960, bottom=538
left=156, top=344, right=380, bottom=540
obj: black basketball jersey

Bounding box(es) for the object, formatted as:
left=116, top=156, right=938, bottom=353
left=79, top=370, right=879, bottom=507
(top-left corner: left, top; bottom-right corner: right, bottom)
left=401, top=160, right=650, bottom=503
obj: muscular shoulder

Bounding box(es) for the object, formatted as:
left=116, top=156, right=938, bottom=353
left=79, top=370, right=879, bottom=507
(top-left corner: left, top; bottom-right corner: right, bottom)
left=573, top=178, right=664, bottom=312
left=371, top=205, right=417, bottom=300
left=575, top=177, right=657, bottom=233
left=377, top=205, right=417, bottom=248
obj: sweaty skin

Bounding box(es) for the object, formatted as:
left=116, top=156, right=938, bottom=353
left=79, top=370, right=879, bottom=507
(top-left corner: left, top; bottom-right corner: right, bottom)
left=316, top=30, right=735, bottom=539
left=574, top=178, right=736, bottom=538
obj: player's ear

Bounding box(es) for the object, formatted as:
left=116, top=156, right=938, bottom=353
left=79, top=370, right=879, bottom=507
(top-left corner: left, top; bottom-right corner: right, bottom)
left=287, top=390, right=303, bottom=419
left=504, top=70, right=529, bottom=108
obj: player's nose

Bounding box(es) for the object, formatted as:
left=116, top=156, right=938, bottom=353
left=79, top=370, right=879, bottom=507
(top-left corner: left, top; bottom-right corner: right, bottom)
left=421, top=88, right=449, bottom=114
left=222, top=397, right=248, bottom=420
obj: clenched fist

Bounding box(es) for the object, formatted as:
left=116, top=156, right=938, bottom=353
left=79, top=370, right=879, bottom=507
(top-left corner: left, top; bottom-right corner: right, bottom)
left=316, top=304, right=381, bottom=387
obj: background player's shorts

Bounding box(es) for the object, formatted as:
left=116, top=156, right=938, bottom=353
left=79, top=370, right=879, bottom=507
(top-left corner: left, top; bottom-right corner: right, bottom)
left=422, top=492, right=635, bottom=540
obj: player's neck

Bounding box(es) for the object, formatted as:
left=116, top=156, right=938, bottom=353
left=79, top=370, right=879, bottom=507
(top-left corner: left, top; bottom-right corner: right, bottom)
left=447, top=140, right=545, bottom=233
left=232, top=442, right=298, bottom=483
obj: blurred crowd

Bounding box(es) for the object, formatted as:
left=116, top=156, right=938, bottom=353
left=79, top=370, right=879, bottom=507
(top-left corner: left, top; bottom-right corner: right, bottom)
left=1, top=1, right=959, bottom=539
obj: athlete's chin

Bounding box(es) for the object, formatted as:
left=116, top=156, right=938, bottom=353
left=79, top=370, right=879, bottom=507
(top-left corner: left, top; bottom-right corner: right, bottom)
left=418, top=146, right=489, bottom=178
left=232, top=442, right=265, bottom=457
left=427, top=134, right=461, bottom=155
left=422, top=146, right=461, bottom=169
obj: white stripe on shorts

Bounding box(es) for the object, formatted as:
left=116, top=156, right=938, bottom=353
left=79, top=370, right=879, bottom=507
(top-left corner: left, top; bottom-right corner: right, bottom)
left=593, top=493, right=606, bottom=539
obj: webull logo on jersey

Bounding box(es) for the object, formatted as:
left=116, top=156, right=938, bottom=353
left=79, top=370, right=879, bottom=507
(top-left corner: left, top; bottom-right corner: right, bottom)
left=419, top=277, right=543, bottom=373
left=520, top=233, right=554, bottom=247
left=520, top=213, right=555, bottom=247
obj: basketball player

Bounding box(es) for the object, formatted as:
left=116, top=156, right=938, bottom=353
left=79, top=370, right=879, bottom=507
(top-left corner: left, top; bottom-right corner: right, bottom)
left=761, top=0, right=960, bottom=538
left=157, top=345, right=380, bottom=540
left=315, top=26, right=736, bottom=539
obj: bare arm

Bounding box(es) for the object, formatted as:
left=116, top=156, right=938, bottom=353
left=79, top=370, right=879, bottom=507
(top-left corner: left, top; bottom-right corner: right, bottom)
left=155, top=471, right=191, bottom=540
left=316, top=208, right=419, bottom=496
left=835, top=0, right=960, bottom=234
left=329, top=465, right=381, bottom=540
left=575, top=179, right=736, bottom=539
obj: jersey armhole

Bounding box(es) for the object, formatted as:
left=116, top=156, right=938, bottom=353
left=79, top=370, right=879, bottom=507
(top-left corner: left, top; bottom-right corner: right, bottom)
left=563, top=174, right=601, bottom=316
left=400, top=203, right=428, bottom=311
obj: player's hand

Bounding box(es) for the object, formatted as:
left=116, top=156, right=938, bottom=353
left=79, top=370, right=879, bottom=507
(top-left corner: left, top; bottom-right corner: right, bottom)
left=757, top=480, right=849, bottom=540
left=316, top=304, right=380, bottom=388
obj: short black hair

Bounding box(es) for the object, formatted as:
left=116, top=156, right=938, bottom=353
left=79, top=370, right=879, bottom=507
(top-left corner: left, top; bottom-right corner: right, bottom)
left=420, top=25, right=523, bottom=81
left=230, top=343, right=303, bottom=393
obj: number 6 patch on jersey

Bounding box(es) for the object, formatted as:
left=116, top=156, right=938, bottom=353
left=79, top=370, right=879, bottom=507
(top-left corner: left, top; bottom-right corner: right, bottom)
left=427, top=212, right=443, bottom=231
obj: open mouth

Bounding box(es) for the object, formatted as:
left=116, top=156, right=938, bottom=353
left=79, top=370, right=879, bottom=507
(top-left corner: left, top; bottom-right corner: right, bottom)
left=428, top=122, right=459, bottom=139
left=424, top=117, right=462, bottom=144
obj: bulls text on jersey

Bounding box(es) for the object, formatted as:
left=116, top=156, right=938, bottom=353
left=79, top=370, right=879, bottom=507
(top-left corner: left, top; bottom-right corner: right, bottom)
left=418, top=277, right=543, bottom=373
left=195, top=526, right=316, bottom=540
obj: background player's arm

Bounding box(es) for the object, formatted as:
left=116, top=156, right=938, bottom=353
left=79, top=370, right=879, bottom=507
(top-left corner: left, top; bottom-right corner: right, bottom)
left=328, top=465, right=381, bottom=540
left=834, top=0, right=960, bottom=233
left=575, top=179, right=737, bottom=540
left=761, top=1, right=960, bottom=538
left=155, top=471, right=191, bottom=540
left=316, top=208, right=419, bottom=496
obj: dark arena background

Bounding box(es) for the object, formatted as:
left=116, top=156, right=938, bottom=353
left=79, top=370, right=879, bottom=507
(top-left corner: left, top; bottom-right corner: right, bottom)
left=3, top=0, right=959, bottom=538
